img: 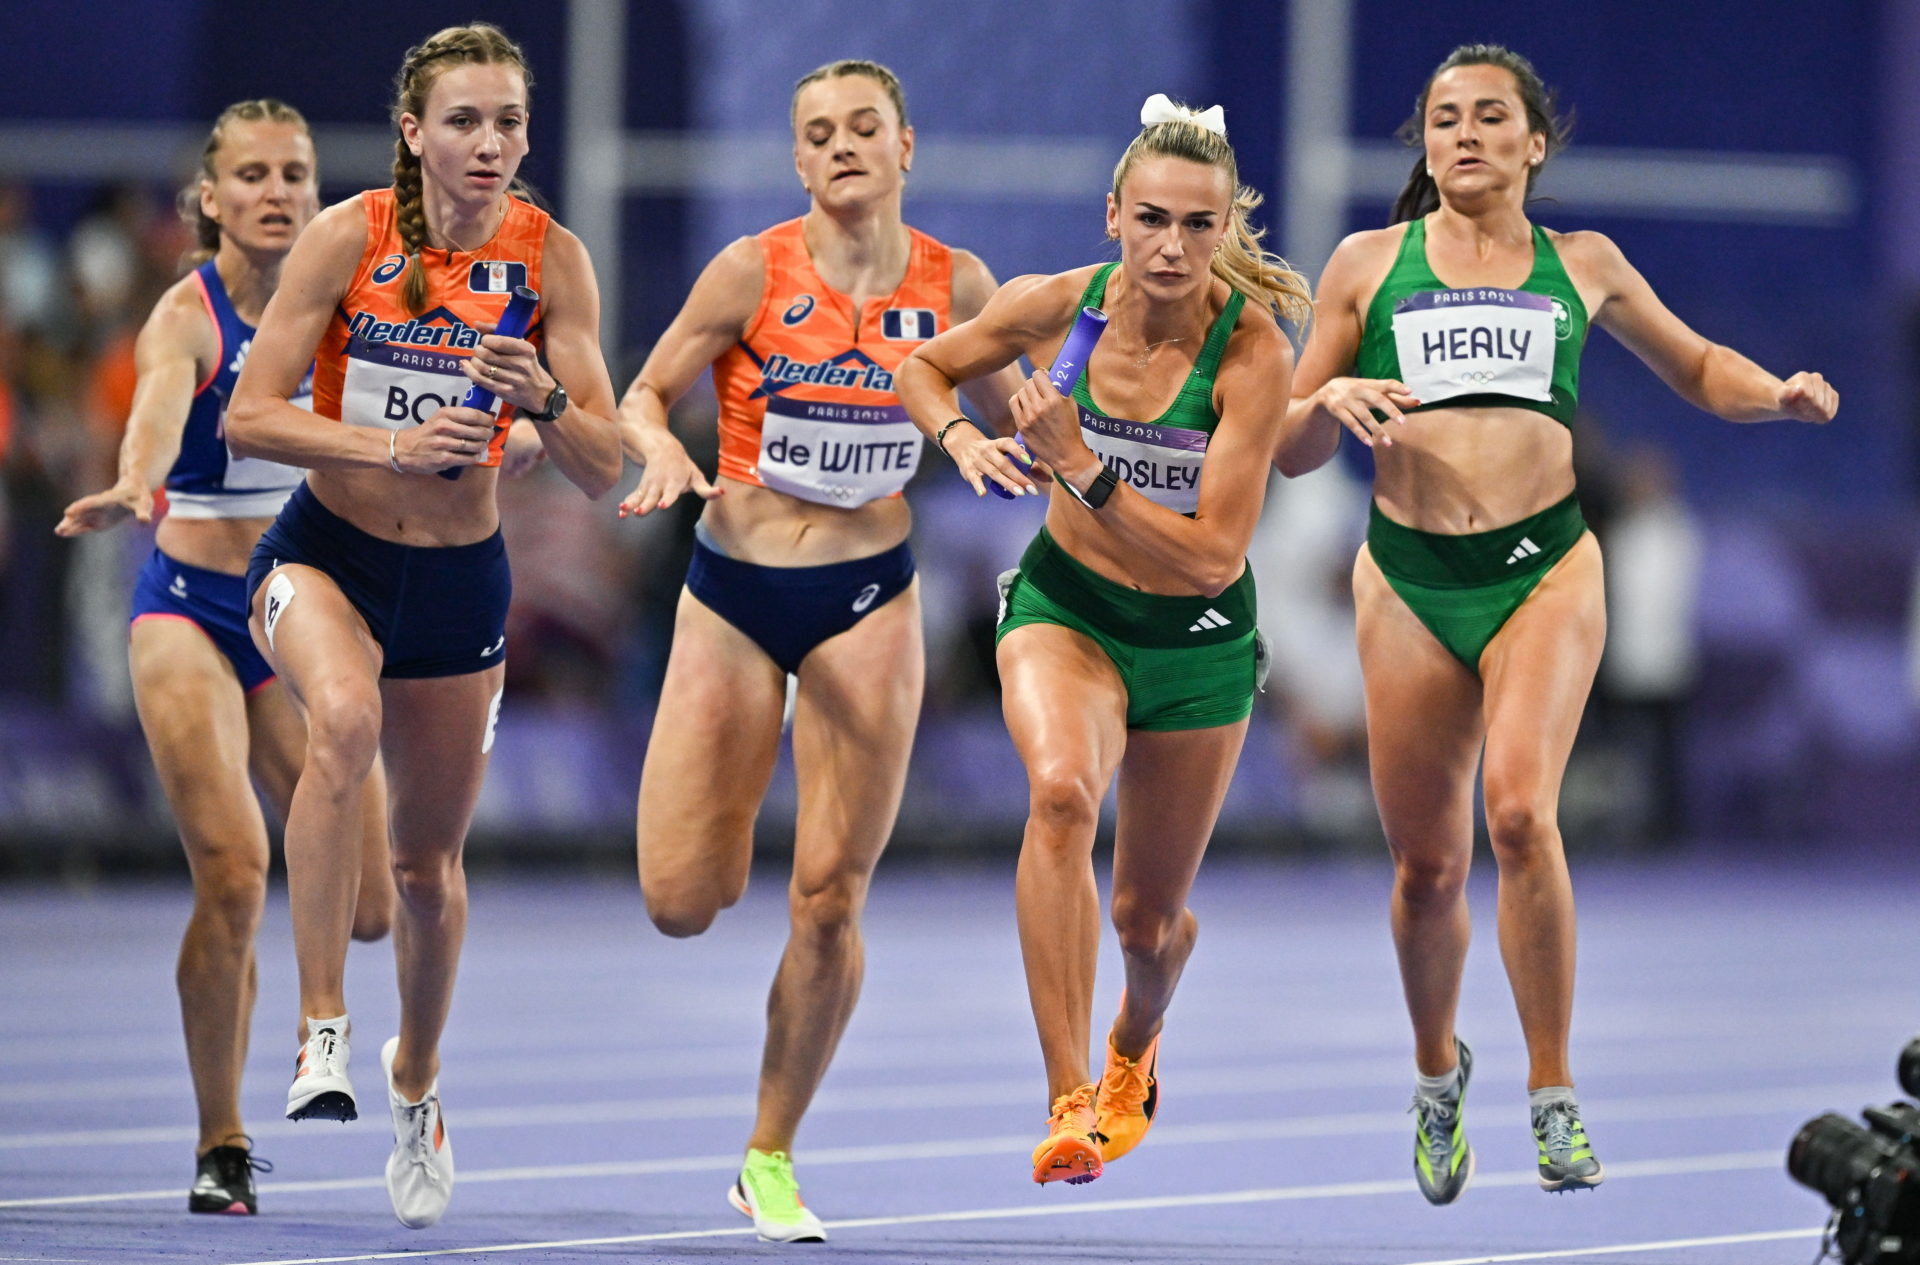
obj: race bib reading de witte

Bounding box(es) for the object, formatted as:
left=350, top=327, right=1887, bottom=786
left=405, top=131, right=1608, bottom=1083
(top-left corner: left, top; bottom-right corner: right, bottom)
left=755, top=398, right=923, bottom=507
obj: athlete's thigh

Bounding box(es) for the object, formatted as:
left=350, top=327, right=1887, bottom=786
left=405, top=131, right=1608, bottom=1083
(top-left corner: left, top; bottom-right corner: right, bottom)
left=129, top=619, right=268, bottom=864
left=247, top=562, right=382, bottom=709
left=996, top=623, right=1129, bottom=798
left=1353, top=546, right=1485, bottom=855
left=789, top=579, right=924, bottom=883
left=244, top=678, right=307, bottom=822
left=1478, top=533, right=1606, bottom=806
left=1112, top=718, right=1249, bottom=911
left=377, top=665, right=505, bottom=860
left=636, top=588, right=787, bottom=893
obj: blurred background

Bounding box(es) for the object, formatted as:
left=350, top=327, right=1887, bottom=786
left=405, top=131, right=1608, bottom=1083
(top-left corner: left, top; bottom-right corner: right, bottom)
left=0, top=0, right=1910, bottom=872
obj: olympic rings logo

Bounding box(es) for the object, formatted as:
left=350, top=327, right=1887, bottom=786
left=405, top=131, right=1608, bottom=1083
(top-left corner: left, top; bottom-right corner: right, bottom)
left=1459, top=370, right=1499, bottom=385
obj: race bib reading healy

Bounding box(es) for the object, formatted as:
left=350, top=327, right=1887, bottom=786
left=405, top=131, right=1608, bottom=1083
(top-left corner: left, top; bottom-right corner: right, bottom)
left=1391, top=288, right=1555, bottom=406
left=755, top=397, right=923, bottom=507
left=1078, top=407, right=1208, bottom=514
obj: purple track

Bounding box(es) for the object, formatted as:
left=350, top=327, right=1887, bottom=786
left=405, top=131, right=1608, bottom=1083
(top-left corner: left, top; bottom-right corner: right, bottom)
left=2, top=855, right=1909, bottom=1264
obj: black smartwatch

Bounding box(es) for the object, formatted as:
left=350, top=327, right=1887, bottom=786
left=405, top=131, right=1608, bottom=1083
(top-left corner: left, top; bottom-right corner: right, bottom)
left=1061, top=461, right=1120, bottom=510
left=525, top=382, right=568, bottom=423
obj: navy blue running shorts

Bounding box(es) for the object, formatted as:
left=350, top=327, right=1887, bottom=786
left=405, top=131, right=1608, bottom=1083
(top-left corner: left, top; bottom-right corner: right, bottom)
left=685, top=523, right=914, bottom=675
left=131, top=547, right=276, bottom=693
left=246, top=482, right=510, bottom=679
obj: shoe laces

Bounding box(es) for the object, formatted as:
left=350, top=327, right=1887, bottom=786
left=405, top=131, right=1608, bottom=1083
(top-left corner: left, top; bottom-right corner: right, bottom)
left=1533, top=1100, right=1580, bottom=1158
left=743, top=1151, right=804, bottom=1215
left=216, top=1135, right=273, bottom=1177
left=397, top=1098, right=443, bottom=1179
left=1048, top=1084, right=1098, bottom=1134
left=1100, top=1048, right=1152, bottom=1116
left=1408, top=1089, right=1460, bottom=1153
left=306, top=1028, right=342, bottom=1074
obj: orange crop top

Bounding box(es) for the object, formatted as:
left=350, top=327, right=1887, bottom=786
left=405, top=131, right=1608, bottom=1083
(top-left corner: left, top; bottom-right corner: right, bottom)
left=709, top=218, right=952, bottom=507
left=312, top=188, right=549, bottom=468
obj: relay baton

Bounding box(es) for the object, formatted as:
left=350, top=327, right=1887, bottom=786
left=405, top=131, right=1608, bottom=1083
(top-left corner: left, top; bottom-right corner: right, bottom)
left=439, top=284, right=540, bottom=481
left=989, top=304, right=1109, bottom=499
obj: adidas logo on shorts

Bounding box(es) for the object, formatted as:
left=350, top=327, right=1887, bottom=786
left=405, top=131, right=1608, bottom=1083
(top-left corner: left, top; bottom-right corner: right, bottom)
left=1188, top=608, right=1231, bottom=633
left=1506, top=537, right=1542, bottom=566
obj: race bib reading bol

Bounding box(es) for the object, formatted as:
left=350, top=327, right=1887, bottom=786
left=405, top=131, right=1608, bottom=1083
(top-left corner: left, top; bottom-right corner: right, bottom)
left=1391, top=288, right=1555, bottom=406
left=755, top=398, right=923, bottom=507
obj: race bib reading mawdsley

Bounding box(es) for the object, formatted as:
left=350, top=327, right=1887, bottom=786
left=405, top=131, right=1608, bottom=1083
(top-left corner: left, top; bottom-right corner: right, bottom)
left=754, top=398, right=923, bottom=507
left=1078, top=407, right=1208, bottom=515
left=1390, top=288, right=1556, bottom=407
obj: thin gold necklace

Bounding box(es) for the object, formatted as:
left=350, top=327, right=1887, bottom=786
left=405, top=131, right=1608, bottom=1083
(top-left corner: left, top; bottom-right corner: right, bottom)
left=1130, top=336, right=1187, bottom=368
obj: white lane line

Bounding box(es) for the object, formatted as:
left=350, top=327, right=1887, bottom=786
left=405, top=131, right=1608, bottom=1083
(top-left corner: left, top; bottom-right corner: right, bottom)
left=217, top=1152, right=1799, bottom=1265
left=0, top=1072, right=1887, bottom=1153
left=1395, top=1227, right=1824, bottom=1264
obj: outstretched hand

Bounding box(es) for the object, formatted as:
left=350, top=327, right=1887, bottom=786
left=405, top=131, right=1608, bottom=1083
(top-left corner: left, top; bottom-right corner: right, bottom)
left=1314, top=377, right=1420, bottom=448
left=617, top=430, right=721, bottom=518
left=1777, top=372, right=1837, bottom=425
left=56, top=483, right=152, bottom=536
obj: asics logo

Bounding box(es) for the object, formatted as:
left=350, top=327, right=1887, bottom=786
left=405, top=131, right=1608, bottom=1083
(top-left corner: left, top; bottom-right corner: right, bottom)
left=481, top=634, right=505, bottom=657
left=782, top=294, right=816, bottom=326
left=851, top=583, right=881, bottom=613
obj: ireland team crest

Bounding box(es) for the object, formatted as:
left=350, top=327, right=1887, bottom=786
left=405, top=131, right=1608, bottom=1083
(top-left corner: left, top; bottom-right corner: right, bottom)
left=1551, top=297, right=1572, bottom=341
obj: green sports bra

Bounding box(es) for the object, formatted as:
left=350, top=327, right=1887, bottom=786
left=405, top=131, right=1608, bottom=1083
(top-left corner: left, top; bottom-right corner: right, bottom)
left=1070, top=263, right=1244, bottom=513
left=1354, top=217, right=1588, bottom=426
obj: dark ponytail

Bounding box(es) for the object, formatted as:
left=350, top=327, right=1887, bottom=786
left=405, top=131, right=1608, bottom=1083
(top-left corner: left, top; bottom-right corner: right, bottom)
left=1388, top=44, right=1570, bottom=226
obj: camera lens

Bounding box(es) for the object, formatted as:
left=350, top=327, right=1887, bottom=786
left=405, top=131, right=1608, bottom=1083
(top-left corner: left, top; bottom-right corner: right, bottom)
left=1900, top=1037, right=1920, bottom=1099
left=1789, top=1114, right=1885, bottom=1204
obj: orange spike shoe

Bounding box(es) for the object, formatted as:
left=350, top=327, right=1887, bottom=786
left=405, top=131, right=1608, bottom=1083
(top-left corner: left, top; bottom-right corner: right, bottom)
left=1031, top=1083, right=1103, bottom=1185
left=1094, top=1030, right=1160, bottom=1162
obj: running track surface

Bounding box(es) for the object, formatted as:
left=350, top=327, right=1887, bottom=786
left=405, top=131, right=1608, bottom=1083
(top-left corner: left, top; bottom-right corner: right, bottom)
left=3, top=854, right=1911, bottom=1264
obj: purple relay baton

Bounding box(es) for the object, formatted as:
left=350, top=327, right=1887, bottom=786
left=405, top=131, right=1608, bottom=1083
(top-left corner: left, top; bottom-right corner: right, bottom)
left=990, top=304, right=1109, bottom=499
left=439, top=284, right=540, bottom=481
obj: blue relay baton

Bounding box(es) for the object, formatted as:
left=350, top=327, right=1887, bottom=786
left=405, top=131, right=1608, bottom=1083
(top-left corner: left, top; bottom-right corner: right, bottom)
left=989, top=304, right=1109, bottom=499
left=439, top=284, right=540, bottom=481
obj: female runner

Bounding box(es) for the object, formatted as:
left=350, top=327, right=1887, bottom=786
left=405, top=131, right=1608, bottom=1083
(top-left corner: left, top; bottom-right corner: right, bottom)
left=227, top=24, right=620, bottom=1228
left=614, top=59, right=1025, bottom=1241
left=1275, top=44, right=1836, bottom=1203
left=56, top=99, right=392, bottom=1216
left=898, top=95, right=1309, bottom=1185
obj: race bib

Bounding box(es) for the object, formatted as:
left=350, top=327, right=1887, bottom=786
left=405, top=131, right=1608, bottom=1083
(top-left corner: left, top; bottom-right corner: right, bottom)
left=340, top=341, right=503, bottom=466
left=1078, top=407, right=1208, bottom=514
left=755, top=398, right=922, bottom=507
left=1391, top=288, right=1555, bottom=406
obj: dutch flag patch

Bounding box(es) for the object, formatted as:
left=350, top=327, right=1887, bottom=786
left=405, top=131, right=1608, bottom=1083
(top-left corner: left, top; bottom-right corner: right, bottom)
left=881, top=308, right=937, bottom=341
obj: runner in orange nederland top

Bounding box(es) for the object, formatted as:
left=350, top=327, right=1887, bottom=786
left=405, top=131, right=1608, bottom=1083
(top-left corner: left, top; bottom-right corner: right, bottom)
left=226, top=23, right=620, bottom=1230
left=614, top=58, right=1027, bottom=1243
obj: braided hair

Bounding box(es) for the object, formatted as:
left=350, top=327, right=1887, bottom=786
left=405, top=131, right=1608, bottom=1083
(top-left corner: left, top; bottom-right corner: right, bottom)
left=389, top=23, right=533, bottom=313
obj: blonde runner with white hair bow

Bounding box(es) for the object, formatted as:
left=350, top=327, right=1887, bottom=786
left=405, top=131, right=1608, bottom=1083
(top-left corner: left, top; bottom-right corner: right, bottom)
left=1139, top=93, right=1226, bottom=138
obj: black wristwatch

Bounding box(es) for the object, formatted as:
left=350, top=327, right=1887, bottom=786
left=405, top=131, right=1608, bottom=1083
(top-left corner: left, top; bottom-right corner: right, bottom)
left=1062, top=460, right=1120, bottom=510
left=524, top=382, right=568, bottom=423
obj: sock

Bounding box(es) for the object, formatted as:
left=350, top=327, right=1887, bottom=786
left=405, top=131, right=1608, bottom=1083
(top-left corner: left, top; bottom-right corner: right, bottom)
left=1416, top=1066, right=1461, bottom=1099
left=1529, top=1085, right=1576, bottom=1111
left=305, top=1014, right=348, bottom=1041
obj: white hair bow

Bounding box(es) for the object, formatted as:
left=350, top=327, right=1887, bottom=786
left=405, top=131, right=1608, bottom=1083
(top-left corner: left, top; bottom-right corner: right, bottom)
left=1140, top=93, right=1226, bottom=139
